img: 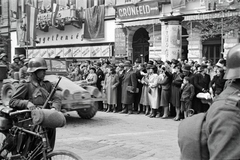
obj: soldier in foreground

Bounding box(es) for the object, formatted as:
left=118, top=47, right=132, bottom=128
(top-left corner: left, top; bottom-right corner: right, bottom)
left=178, top=44, right=240, bottom=160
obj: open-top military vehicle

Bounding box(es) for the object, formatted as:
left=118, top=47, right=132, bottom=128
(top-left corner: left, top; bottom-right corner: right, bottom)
left=0, top=58, right=104, bottom=119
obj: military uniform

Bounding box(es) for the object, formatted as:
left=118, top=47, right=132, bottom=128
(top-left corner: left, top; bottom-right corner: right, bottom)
left=178, top=44, right=240, bottom=160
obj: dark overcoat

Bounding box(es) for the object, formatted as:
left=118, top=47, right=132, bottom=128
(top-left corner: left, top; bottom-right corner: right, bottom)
left=121, top=69, right=137, bottom=105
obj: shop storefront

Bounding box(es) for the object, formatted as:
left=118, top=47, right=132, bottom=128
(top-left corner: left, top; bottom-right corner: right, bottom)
left=12, top=7, right=115, bottom=62
left=114, top=1, right=162, bottom=62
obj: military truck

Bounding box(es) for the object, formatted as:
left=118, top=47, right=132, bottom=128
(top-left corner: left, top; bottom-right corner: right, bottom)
left=0, top=58, right=104, bottom=119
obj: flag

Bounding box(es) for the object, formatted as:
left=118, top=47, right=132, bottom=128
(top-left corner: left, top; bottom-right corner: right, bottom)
left=51, top=3, right=59, bottom=26
left=170, top=0, right=186, bottom=10
left=25, top=5, right=38, bottom=46
left=84, top=5, right=105, bottom=39
left=16, top=19, right=26, bottom=46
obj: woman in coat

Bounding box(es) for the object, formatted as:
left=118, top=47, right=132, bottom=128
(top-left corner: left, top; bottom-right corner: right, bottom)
left=209, top=68, right=226, bottom=97
left=158, top=65, right=172, bottom=118
left=139, top=65, right=151, bottom=115
left=148, top=65, right=160, bottom=118
left=103, top=66, right=119, bottom=112
left=171, top=65, right=183, bottom=121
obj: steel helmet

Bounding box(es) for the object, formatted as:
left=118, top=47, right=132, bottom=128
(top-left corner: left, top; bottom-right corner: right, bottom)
left=224, top=44, right=240, bottom=79
left=0, top=53, right=7, bottom=60
left=27, top=57, right=48, bottom=73
left=13, top=55, right=20, bottom=60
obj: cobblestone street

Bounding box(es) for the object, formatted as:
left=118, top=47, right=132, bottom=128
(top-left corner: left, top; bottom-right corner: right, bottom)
left=55, top=111, right=181, bottom=160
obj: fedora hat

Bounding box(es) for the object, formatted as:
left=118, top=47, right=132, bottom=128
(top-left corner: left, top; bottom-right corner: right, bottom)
left=182, top=64, right=191, bottom=72
left=124, top=61, right=131, bottom=67
left=199, top=64, right=207, bottom=71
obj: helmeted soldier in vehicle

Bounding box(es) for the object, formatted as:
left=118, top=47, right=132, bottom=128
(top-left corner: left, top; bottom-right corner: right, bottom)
left=178, top=44, right=240, bottom=160
left=0, top=53, right=10, bottom=69
left=19, top=58, right=30, bottom=82
left=18, top=54, right=26, bottom=68
left=9, top=55, right=21, bottom=78
left=9, top=57, right=61, bottom=150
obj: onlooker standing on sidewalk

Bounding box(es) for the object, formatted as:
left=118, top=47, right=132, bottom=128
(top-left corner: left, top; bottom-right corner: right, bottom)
left=180, top=76, right=195, bottom=118
left=171, top=65, right=184, bottom=121
left=148, top=65, right=160, bottom=118
left=209, top=68, right=226, bottom=97
left=139, top=64, right=151, bottom=115
left=121, top=61, right=137, bottom=114
left=158, top=65, right=172, bottom=118
left=116, top=63, right=125, bottom=112
left=104, top=66, right=119, bottom=113
left=193, top=64, right=211, bottom=113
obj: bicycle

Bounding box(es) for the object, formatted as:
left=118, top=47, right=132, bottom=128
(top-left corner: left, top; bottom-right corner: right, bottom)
left=0, top=106, right=82, bottom=160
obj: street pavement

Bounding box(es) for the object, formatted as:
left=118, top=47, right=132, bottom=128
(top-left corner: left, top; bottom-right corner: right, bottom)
left=55, top=111, right=181, bottom=160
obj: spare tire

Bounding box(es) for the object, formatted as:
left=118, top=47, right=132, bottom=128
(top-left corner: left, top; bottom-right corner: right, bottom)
left=77, top=101, right=98, bottom=119
left=1, top=83, right=16, bottom=107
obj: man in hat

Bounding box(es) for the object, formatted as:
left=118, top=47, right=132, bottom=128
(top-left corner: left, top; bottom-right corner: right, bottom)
left=9, top=55, right=21, bottom=78
left=116, top=63, right=125, bottom=112
left=193, top=64, right=211, bottom=113
left=9, top=57, right=61, bottom=151
left=94, top=62, right=105, bottom=111
left=121, top=61, right=137, bottom=114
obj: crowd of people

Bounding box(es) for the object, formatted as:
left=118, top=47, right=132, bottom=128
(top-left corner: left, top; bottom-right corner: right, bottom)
left=66, top=57, right=227, bottom=120
left=0, top=52, right=227, bottom=120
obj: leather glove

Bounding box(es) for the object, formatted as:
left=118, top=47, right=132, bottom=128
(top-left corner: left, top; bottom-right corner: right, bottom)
left=27, top=101, right=36, bottom=110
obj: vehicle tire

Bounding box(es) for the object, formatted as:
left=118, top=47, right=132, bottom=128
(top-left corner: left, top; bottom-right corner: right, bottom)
left=1, top=83, right=16, bottom=107
left=46, top=150, right=82, bottom=160
left=77, top=101, right=98, bottom=119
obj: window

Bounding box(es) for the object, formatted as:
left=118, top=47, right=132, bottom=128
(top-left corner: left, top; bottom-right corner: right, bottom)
left=0, top=0, right=2, bottom=17
left=87, top=0, right=105, bottom=8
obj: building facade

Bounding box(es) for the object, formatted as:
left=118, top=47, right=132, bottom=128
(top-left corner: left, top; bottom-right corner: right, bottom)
left=10, top=0, right=116, bottom=62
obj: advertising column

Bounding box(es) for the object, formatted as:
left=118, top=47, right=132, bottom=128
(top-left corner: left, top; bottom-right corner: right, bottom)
left=160, top=16, right=184, bottom=61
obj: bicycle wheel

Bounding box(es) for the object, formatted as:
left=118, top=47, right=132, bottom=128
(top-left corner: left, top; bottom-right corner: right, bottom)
left=46, top=150, right=82, bottom=160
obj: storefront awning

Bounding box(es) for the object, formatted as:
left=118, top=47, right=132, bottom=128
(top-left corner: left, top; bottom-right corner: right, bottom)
left=121, top=19, right=161, bottom=27
left=183, top=10, right=240, bottom=21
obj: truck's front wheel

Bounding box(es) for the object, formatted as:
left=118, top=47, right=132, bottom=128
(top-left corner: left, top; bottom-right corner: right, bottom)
left=77, top=102, right=98, bottom=119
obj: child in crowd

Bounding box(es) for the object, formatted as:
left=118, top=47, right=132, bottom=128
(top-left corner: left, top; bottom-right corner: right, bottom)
left=180, top=76, right=195, bottom=118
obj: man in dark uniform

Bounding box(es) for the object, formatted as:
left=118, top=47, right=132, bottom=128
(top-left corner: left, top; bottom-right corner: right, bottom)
left=0, top=53, right=10, bottom=69
left=9, top=55, right=21, bottom=78
left=178, top=44, right=240, bottom=160
left=9, top=57, right=61, bottom=150
left=94, top=62, right=104, bottom=111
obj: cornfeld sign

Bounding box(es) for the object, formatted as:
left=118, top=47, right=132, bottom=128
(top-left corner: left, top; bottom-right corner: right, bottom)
left=116, top=1, right=160, bottom=20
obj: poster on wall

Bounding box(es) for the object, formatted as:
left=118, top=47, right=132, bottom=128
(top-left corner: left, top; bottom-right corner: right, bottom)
left=168, top=25, right=181, bottom=60
left=72, top=47, right=82, bottom=57
left=91, top=46, right=102, bottom=57
left=40, top=49, right=49, bottom=58
left=63, top=48, right=73, bottom=57
left=102, top=45, right=111, bottom=57
left=33, top=49, right=41, bottom=57
left=27, top=49, right=34, bottom=58
left=48, top=48, right=56, bottom=58
left=81, top=47, right=91, bottom=57
left=115, top=28, right=126, bottom=57
left=55, top=48, right=64, bottom=57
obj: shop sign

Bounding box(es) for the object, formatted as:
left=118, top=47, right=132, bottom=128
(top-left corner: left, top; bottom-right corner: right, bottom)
left=72, top=47, right=82, bottom=57
left=55, top=48, right=64, bottom=57
left=116, top=1, right=160, bottom=20
left=102, top=45, right=111, bottom=57
left=63, top=48, right=73, bottom=57
left=91, top=46, right=102, bottom=57
left=37, top=9, right=74, bottom=24
left=115, top=28, right=127, bottom=57
left=48, top=48, right=56, bottom=58
left=82, top=47, right=91, bottom=57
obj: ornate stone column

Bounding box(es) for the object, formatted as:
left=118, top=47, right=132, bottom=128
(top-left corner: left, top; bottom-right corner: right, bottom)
left=223, top=29, right=239, bottom=59
left=160, top=16, right=184, bottom=61
left=187, top=30, right=202, bottom=63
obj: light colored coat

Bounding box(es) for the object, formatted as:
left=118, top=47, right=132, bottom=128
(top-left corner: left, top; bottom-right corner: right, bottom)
left=104, top=73, right=119, bottom=105
left=148, top=73, right=159, bottom=109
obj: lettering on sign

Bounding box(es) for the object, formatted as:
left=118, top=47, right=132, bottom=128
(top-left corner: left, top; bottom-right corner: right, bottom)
left=116, top=1, right=159, bottom=20
left=115, top=28, right=127, bottom=57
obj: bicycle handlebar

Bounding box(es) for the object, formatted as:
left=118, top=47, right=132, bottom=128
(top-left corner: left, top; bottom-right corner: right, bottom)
left=9, top=110, right=31, bottom=117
